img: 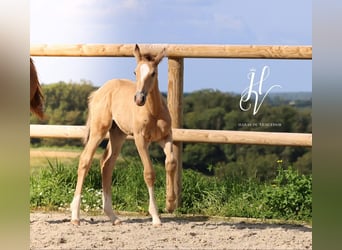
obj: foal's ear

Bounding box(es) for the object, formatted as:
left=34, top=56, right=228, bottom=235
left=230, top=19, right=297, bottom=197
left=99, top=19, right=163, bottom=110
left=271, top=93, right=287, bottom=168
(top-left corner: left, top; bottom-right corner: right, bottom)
left=154, top=47, right=166, bottom=65
left=133, top=44, right=142, bottom=62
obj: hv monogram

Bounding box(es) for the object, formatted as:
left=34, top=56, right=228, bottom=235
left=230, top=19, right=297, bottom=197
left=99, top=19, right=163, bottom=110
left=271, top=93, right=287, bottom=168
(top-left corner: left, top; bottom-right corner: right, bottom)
left=239, top=66, right=281, bottom=115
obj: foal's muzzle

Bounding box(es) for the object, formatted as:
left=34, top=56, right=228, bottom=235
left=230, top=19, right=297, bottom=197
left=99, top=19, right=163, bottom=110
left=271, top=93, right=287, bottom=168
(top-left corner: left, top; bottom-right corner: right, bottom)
left=134, top=91, right=146, bottom=106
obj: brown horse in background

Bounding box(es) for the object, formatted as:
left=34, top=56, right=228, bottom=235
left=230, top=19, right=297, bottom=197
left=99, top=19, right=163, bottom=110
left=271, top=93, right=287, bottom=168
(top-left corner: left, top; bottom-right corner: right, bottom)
left=30, top=57, right=45, bottom=119
left=70, top=44, right=177, bottom=226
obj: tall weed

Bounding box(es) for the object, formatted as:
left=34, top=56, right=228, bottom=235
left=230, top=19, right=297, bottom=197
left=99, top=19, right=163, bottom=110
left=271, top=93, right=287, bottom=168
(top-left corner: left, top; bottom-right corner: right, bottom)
left=260, top=166, right=312, bottom=220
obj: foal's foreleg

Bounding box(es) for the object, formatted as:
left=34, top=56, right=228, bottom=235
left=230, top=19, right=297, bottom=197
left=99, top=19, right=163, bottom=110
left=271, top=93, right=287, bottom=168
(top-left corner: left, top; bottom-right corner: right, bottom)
left=159, top=135, right=177, bottom=213
left=135, top=136, right=161, bottom=226
left=101, top=127, right=126, bottom=225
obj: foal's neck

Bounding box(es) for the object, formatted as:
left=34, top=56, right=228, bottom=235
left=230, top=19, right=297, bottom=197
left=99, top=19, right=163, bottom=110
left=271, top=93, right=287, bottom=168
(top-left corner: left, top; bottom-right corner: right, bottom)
left=146, top=78, right=163, bottom=117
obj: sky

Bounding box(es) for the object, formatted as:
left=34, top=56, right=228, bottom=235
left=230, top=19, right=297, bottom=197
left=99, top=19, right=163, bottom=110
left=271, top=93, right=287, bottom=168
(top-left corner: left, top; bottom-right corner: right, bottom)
left=30, top=0, right=312, bottom=93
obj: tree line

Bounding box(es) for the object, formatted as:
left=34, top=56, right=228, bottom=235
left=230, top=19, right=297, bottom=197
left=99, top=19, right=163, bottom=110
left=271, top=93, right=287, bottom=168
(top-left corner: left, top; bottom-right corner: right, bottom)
left=30, top=81, right=312, bottom=181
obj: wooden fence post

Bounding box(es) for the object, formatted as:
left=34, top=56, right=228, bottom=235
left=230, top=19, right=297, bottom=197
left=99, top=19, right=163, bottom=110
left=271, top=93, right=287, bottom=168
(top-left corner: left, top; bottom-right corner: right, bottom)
left=167, top=57, right=184, bottom=208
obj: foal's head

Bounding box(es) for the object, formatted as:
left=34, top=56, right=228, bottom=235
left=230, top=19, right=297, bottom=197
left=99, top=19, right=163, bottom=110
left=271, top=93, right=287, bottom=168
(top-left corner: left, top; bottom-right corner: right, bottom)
left=133, top=44, right=166, bottom=106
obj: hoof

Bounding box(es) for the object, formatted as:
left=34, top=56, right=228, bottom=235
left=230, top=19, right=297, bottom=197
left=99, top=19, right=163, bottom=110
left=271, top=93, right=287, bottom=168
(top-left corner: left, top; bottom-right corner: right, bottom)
left=165, top=201, right=176, bottom=213
left=152, top=217, right=162, bottom=227
left=70, top=219, right=80, bottom=226
left=113, top=219, right=122, bottom=225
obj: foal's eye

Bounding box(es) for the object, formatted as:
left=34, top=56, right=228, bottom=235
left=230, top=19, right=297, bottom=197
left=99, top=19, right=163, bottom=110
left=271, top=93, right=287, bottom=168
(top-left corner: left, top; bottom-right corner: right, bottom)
left=151, top=71, right=156, bottom=77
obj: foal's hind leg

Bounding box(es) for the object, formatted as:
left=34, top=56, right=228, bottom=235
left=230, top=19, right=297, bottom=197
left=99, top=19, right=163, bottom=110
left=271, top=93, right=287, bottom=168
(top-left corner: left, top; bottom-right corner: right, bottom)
left=159, top=134, right=177, bottom=213
left=70, top=120, right=112, bottom=225
left=70, top=134, right=105, bottom=225
left=101, top=125, right=126, bottom=225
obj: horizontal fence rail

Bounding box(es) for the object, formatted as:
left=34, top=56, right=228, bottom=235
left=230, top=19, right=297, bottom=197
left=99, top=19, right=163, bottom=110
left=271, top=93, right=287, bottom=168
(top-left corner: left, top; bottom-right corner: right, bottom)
left=30, top=125, right=312, bottom=147
left=31, top=44, right=312, bottom=59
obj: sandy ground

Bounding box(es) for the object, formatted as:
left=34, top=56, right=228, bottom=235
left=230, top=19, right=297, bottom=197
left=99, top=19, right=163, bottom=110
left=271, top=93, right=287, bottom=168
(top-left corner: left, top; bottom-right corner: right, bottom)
left=30, top=211, right=312, bottom=250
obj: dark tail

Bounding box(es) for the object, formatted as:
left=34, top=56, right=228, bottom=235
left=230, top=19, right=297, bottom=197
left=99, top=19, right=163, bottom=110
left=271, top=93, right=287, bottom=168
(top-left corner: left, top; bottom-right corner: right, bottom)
left=30, top=58, right=45, bottom=120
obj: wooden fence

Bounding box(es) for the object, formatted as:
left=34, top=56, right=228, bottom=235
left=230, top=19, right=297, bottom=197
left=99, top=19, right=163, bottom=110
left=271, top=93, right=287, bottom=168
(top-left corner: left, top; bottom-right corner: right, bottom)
left=30, top=43, right=312, bottom=207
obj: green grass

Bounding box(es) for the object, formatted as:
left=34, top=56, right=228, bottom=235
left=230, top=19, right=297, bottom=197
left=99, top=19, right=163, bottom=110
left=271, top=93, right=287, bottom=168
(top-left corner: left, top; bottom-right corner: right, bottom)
left=30, top=156, right=312, bottom=223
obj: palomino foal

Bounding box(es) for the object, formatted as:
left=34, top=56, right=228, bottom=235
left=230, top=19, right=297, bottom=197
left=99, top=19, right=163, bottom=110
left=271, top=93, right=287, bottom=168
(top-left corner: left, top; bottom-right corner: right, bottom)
left=70, top=44, right=177, bottom=226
